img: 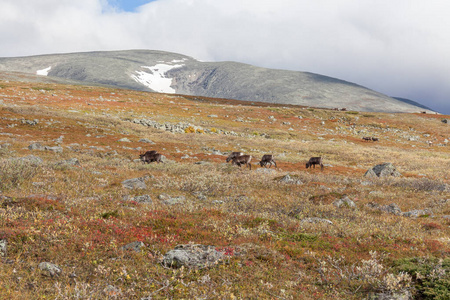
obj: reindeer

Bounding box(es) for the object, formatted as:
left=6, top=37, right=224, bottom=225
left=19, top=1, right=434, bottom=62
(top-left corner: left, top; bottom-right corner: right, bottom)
left=226, top=151, right=244, bottom=163
left=259, top=154, right=277, bottom=168
left=306, top=157, right=323, bottom=170
left=140, top=151, right=163, bottom=163
left=232, top=155, right=252, bottom=170
left=362, top=137, right=372, bottom=142
left=371, top=137, right=379, bottom=142
left=139, top=150, right=157, bottom=162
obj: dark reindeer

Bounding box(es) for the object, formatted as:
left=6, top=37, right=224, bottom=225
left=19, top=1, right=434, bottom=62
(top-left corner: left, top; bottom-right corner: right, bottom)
left=259, top=154, right=277, bottom=168
left=139, top=150, right=157, bottom=162
left=362, top=137, right=372, bottom=142
left=140, top=151, right=163, bottom=163
left=371, top=137, right=379, bottom=142
left=226, top=151, right=244, bottom=163
left=232, top=155, right=252, bottom=170
left=306, top=157, right=323, bottom=170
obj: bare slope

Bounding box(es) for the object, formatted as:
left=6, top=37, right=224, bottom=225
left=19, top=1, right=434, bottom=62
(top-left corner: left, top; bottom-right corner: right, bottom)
left=0, top=49, right=431, bottom=113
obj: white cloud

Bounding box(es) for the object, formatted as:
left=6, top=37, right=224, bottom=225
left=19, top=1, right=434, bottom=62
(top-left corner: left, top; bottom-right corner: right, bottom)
left=1, top=0, right=449, bottom=113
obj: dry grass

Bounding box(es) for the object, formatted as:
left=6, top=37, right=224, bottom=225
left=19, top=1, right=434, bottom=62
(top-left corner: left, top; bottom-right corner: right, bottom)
left=0, top=79, right=449, bottom=299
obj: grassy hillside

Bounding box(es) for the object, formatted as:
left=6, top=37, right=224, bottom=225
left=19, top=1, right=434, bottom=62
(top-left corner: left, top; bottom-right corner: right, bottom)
left=0, top=76, right=449, bottom=299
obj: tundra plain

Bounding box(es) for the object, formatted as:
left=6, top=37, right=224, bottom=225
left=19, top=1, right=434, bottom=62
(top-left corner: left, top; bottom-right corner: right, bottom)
left=0, top=75, right=449, bottom=299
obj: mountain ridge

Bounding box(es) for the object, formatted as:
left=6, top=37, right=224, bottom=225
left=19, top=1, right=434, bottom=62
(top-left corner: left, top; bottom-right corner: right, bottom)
left=0, top=49, right=432, bottom=113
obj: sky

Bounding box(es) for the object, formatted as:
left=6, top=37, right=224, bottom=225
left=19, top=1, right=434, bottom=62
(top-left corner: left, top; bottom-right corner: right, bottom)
left=1, top=0, right=450, bottom=114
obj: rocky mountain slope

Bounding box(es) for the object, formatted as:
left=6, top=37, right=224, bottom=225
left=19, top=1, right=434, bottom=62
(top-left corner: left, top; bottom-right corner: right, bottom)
left=0, top=49, right=432, bottom=113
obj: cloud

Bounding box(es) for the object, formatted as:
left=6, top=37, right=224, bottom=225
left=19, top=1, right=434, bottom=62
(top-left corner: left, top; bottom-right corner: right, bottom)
left=1, top=0, right=449, bottom=113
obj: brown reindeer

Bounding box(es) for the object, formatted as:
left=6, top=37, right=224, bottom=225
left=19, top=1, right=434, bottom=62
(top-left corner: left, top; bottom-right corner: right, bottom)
left=259, top=154, right=277, bottom=168
left=306, top=157, right=323, bottom=170
left=226, top=151, right=244, bottom=163
left=232, top=155, right=252, bottom=170
left=140, top=151, right=163, bottom=163
left=371, top=137, right=379, bottom=142
left=362, top=137, right=372, bottom=142
left=139, top=150, right=157, bottom=162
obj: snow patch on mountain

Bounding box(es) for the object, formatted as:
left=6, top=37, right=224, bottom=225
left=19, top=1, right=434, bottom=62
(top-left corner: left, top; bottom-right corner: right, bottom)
left=131, top=63, right=184, bottom=93
left=36, top=66, right=51, bottom=76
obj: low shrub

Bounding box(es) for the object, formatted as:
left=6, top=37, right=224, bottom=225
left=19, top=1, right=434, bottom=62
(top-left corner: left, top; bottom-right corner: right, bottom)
left=0, top=159, right=40, bottom=191
left=393, top=257, right=450, bottom=300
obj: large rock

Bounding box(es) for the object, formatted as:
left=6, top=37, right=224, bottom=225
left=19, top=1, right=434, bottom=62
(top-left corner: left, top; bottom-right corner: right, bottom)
left=333, top=196, right=356, bottom=208
left=38, top=262, right=62, bottom=277
left=402, top=209, right=433, bottom=218
left=122, top=177, right=147, bottom=189
left=120, top=241, right=145, bottom=252
left=364, top=163, right=402, bottom=177
left=367, top=202, right=402, bottom=215
left=162, top=244, right=225, bottom=269
left=55, top=158, right=80, bottom=166
left=279, top=174, right=303, bottom=185
left=124, top=194, right=152, bottom=204
left=45, top=146, right=63, bottom=153
left=28, top=142, right=45, bottom=150
left=158, top=194, right=185, bottom=205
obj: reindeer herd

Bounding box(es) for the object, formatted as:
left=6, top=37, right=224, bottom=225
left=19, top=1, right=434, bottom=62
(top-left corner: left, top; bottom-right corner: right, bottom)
left=139, top=150, right=323, bottom=171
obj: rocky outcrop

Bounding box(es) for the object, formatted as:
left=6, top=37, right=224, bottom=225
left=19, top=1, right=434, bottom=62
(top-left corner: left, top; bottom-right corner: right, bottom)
left=122, top=177, right=148, bottom=190
left=365, top=163, right=402, bottom=178
left=162, top=244, right=226, bottom=269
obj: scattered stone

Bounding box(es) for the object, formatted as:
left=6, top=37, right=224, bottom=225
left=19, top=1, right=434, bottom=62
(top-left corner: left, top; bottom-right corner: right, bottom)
left=28, top=142, right=45, bottom=151
left=161, top=195, right=185, bottom=205
left=181, top=154, right=190, bottom=159
left=192, top=192, right=207, bottom=201
left=0, top=239, right=7, bottom=257
left=300, top=218, right=333, bottom=225
left=162, top=244, right=225, bottom=269
left=212, top=200, right=224, bottom=204
left=139, top=138, right=155, bottom=144
left=45, top=146, right=63, bottom=153
left=56, top=158, right=80, bottom=166
left=120, top=241, right=145, bottom=252
left=38, top=262, right=62, bottom=277
left=125, top=194, right=152, bottom=204
left=22, top=119, right=39, bottom=126
left=402, top=209, right=433, bottom=218
left=279, top=174, right=303, bottom=185
left=367, top=202, right=402, bottom=215
left=208, top=114, right=218, bottom=118
left=333, top=196, right=356, bottom=208
left=364, top=163, right=402, bottom=177
left=122, top=177, right=147, bottom=190
left=54, top=136, right=64, bottom=143
left=212, top=149, right=222, bottom=155
left=118, top=138, right=131, bottom=142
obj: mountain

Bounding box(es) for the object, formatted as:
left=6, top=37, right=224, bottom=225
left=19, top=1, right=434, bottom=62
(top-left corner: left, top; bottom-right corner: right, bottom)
left=0, top=49, right=432, bottom=113
left=392, top=97, right=432, bottom=111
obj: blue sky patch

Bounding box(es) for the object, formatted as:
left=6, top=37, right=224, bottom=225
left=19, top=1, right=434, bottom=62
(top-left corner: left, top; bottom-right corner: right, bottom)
left=109, top=0, right=155, bottom=12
